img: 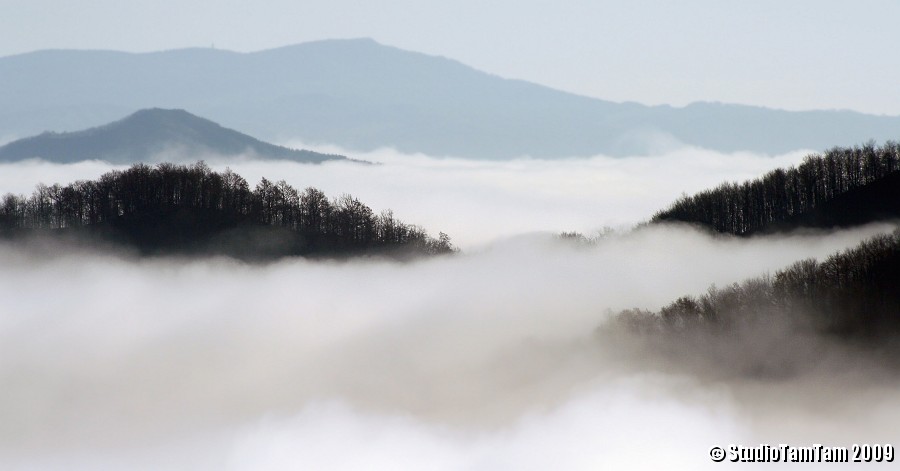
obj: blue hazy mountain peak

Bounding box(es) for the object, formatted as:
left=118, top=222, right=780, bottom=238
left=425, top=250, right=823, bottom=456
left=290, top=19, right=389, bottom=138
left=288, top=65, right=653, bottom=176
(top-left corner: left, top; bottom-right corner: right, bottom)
left=0, top=108, right=346, bottom=164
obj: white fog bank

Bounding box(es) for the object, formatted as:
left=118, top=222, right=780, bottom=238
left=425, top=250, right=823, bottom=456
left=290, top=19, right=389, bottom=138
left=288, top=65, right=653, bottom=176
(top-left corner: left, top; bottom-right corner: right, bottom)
left=2, top=223, right=898, bottom=470
left=3, top=147, right=897, bottom=469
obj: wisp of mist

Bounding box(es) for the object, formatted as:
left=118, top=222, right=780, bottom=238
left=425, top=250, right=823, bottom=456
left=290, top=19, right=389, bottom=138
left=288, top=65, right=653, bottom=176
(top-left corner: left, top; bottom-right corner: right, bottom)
left=2, top=148, right=898, bottom=470
left=0, top=145, right=812, bottom=248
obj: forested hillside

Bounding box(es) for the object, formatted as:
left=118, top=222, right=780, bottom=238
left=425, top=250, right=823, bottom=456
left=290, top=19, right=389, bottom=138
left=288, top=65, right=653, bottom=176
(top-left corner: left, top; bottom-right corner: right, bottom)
left=652, top=141, right=900, bottom=234
left=609, top=229, right=900, bottom=339
left=0, top=162, right=454, bottom=259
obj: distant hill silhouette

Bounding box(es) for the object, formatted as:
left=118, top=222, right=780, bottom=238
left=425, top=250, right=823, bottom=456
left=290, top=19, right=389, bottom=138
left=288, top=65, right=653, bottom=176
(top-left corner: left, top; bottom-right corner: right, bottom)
left=652, top=141, right=900, bottom=234
left=2, top=39, right=900, bottom=158
left=0, top=108, right=347, bottom=164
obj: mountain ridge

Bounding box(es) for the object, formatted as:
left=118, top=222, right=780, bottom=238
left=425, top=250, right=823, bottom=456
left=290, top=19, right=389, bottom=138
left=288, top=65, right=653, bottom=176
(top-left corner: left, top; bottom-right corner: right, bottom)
left=2, top=38, right=899, bottom=158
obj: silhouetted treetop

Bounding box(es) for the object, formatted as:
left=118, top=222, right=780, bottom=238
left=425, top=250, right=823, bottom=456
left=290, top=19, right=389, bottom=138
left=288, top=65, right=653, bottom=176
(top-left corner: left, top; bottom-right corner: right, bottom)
left=0, top=162, right=455, bottom=259
left=652, top=141, right=900, bottom=235
left=610, top=229, right=900, bottom=338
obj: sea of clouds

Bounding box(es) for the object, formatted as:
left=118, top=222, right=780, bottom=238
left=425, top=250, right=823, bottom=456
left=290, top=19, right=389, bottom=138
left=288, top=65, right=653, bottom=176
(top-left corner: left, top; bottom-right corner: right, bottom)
left=1, top=147, right=898, bottom=470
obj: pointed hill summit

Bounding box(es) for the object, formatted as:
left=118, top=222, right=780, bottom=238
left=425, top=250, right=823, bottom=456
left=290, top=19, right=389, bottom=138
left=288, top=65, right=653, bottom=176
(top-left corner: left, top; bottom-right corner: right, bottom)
left=0, top=108, right=346, bottom=164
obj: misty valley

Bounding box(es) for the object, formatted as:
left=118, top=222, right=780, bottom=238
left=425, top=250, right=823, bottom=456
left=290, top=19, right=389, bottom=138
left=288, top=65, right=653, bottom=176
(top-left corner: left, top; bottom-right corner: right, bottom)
left=2, top=31, right=900, bottom=470
left=3, top=133, right=900, bottom=469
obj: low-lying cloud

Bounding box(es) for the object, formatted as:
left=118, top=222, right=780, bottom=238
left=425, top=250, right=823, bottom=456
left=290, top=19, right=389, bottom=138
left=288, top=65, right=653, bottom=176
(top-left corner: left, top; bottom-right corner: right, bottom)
left=2, top=222, right=898, bottom=470
left=3, top=148, right=898, bottom=469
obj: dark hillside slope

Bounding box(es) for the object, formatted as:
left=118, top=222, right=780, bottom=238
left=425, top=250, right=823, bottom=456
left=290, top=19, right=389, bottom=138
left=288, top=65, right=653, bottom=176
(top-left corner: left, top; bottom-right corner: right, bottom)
left=0, top=162, right=453, bottom=259
left=764, top=171, right=900, bottom=233
left=598, top=229, right=900, bottom=383
left=610, top=229, right=900, bottom=338
left=653, top=141, right=900, bottom=235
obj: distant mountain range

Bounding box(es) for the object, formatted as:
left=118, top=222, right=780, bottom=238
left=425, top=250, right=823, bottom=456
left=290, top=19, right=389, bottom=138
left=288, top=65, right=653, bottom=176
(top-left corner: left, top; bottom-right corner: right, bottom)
left=0, top=108, right=347, bottom=164
left=2, top=38, right=899, bottom=158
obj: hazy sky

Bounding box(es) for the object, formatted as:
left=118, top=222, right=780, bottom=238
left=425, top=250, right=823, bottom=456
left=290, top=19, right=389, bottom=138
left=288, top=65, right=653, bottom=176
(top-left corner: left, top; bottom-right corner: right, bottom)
left=2, top=0, right=898, bottom=115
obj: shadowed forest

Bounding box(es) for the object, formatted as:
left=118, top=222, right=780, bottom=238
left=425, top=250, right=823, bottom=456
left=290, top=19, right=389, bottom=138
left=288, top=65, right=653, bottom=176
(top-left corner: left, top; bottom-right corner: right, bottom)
left=653, top=141, right=900, bottom=234
left=0, top=162, right=455, bottom=259
left=608, top=229, right=900, bottom=338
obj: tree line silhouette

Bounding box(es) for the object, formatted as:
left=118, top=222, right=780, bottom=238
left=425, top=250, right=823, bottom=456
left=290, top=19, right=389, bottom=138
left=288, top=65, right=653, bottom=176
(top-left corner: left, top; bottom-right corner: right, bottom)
left=653, top=141, right=900, bottom=234
left=612, top=229, right=900, bottom=338
left=0, top=162, right=455, bottom=258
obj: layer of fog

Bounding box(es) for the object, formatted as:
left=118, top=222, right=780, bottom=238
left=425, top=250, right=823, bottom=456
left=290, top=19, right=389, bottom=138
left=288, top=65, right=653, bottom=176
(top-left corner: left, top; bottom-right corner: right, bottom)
left=3, top=148, right=898, bottom=469
left=2, top=222, right=899, bottom=470
left=0, top=145, right=814, bottom=248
